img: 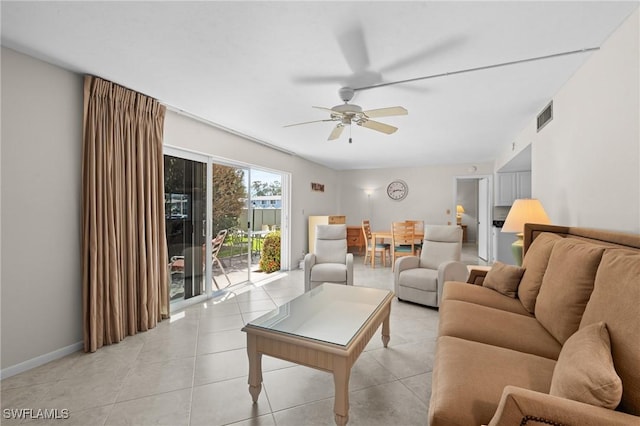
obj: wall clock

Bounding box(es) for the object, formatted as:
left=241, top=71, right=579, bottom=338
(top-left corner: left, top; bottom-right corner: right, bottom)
left=387, top=180, right=408, bottom=201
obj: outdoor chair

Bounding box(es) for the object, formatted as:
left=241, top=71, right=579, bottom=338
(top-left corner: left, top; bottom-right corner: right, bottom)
left=211, top=229, right=231, bottom=289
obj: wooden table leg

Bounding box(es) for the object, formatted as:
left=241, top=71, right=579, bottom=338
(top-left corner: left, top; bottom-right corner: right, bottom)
left=246, top=334, right=263, bottom=402
left=333, top=356, right=351, bottom=426
left=381, top=308, right=391, bottom=348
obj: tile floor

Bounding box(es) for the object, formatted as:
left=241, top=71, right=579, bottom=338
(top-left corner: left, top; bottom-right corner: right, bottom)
left=1, top=245, right=485, bottom=426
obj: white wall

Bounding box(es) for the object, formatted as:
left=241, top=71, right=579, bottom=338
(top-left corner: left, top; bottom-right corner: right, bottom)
left=1, top=48, right=83, bottom=372
left=163, top=111, right=341, bottom=264
left=496, top=9, right=640, bottom=233
left=0, top=49, right=340, bottom=375
left=337, top=163, right=493, bottom=231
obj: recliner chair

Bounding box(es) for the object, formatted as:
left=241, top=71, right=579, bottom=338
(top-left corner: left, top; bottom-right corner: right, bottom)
left=394, top=225, right=468, bottom=307
left=304, top=224, right=353, bottom=292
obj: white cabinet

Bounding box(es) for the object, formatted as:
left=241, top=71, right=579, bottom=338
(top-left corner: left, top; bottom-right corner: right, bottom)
left=495, top=173, right=517, bottom=206
left=516, top=171, right=531, bottom=199
left=495, top=171, right=531, bottom=206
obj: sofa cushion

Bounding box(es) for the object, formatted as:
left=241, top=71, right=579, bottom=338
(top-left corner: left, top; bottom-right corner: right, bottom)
left=550, top=322, right=622, bottom=409
left=482, top=261, right=525, bottom=298
left=518, top=232, right=562, bottom=313
left=579, top=249, right=640, bottom=416
left=429, top=336, right=556, bottom=426
left=442, top=281, right=531, bottom=316
left=535, top=238, right=605, bottom=344
left=398, top=267, right=437, bottom=291
left=439, top=299, right=562, bottom=359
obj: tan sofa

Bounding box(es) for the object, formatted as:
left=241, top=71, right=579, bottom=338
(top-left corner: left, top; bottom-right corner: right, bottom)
left=428, top=223, right=640, bottom=426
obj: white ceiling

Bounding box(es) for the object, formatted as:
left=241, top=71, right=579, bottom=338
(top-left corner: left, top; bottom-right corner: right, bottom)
left=2, top=1, right=637, bottom=170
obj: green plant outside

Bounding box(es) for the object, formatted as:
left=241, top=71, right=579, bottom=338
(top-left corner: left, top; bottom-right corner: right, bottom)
left=259, top=231, right=281, bottom=273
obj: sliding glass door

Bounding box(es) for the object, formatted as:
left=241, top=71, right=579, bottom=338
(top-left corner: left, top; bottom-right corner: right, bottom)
left=209, top=165, right=286, bottom=286
left=248, top=169, right=283, bottom=282
left=165, top=154, right=207, bottom=302
left=211, top=163, right=251, bottom=287
left=164, top=147, right=288, bottom=307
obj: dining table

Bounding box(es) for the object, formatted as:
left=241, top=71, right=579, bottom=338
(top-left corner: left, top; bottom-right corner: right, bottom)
left=370, top=230, right=425, bottom=268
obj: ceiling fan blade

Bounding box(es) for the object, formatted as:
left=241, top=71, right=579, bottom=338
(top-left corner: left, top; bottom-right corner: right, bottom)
left=284, top=118, right=335, bottom=128
left=336, top=23, right=370, bottom=74
left=363, top=106, right=408, bottom=118
left=328, top=124, right=345, bottom=141
left=359, top=120, right=398, bottom=135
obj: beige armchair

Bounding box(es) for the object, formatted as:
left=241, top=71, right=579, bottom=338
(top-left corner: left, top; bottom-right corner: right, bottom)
left=304, top=224, right=354, bottom=292
left=394, top=225, right=468, bottom=307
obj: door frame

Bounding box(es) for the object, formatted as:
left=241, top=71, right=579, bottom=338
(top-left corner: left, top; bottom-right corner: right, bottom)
left=453, top=174, right=493, bottom=261
left=164, top=145, right=290, bottom=312
left=164, top=146, right=212, bottom=311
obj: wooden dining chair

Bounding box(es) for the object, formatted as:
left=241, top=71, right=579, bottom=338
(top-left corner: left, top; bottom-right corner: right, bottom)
left=391, top=221, right=416, bottom=271
left=405, top=220, right=424, bottom=256
left=362, top=220, right=390, bottom=268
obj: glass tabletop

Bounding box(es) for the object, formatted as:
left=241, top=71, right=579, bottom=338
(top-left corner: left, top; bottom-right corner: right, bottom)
left=245, top=283, right=392, bottom=347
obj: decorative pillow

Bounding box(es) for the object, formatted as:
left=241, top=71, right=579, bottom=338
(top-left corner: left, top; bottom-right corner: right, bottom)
left=580, top=249, right=640, bottom=415
left=482, top=261, right=525, bottom=298
left=535, top=239, right=605, bottom=344
left=550, top=322, right=622, bottom=409
left=518, top=232, right=562, bottom=313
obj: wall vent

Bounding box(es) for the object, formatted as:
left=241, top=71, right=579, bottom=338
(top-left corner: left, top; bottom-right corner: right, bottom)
left=537, top=101, right=553, bottom=132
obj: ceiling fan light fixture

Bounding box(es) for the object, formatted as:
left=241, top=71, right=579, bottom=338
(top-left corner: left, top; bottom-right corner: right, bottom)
left=338, top=86, right=355, bottom=102
left=332, top=103, right=362, bottom=114
left=285, top=85, right=407, bottom=140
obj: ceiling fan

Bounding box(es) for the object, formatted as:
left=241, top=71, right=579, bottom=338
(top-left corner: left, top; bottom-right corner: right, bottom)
left=286, top=22, right=599, bottom=142
left=284, top=86, right=408, bottom=141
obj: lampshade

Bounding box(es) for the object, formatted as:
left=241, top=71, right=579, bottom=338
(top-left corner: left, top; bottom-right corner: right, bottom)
left=456, top=204, right=465, bottom=215
left=502, top=199, right=551, bottom=266
left=502, top=199, right=550, bottom=234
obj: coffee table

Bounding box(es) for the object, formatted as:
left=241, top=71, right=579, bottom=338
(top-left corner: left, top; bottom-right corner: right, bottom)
left=241, top=283, right=394, bottom=425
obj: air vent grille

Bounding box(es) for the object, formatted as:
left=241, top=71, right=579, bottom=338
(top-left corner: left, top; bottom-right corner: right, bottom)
left=537, top=101, right=553, bottom=132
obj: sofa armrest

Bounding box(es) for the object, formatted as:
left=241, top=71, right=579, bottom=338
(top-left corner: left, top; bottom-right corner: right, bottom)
left=467, top=266, right=490, bottom=285
left=488, top=386, right=639, bottom=426
left=437, top=261, right=470, bottom=306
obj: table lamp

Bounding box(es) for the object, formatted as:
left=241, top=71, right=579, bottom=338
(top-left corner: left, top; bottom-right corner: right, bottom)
left=502, top=199, right=550, bottom=266
left=456, top=204, right=465, bottom=225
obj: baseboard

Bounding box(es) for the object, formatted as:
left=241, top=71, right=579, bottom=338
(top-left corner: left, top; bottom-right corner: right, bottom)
left=1, top=341, right=84, bottom=380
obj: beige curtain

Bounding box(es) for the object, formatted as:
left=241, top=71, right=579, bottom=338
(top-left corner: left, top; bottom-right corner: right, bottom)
left=82, top=75, right=169, bottom=353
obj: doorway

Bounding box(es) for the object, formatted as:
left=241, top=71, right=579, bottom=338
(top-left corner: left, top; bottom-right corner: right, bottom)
left=454, top=176, right=492, bottom=262
left=164, top=146, right=288, bottom=310
left=210, top=165, right=285, bottom=286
